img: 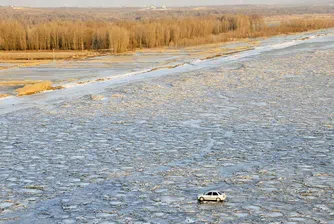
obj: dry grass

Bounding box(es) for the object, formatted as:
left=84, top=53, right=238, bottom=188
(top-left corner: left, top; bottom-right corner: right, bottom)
left=0, top=60, right=52, bottom=70
left=200, top=46, right=254, bottom=60
left=265, top=14, right=334, bottom=26
left=0, top=51, right=102, bottom=60
left=15, top=81, right=59, bottom=96
left=90, top=95, right=106, bottom=101
left=0, top=94, right=10, bottom=98
left=0, top=80, right=41, bottom=86
left=0, top=51, right=105, bottom=71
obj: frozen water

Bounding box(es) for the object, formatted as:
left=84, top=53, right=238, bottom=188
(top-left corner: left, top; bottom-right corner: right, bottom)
left=0, top=29, right=333, bottom=223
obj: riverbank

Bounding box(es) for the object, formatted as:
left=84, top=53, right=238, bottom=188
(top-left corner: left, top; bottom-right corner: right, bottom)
left=1, top=28, right=333, bottom=99
left=0, top=28, right=333, bottom=110
left=0, top=51, right=106, bottom=70
left=0, top=41, right=258, bottom=97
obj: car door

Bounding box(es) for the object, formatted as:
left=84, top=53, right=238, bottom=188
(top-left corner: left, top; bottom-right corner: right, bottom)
left=212, top=192, right=219, bottom=200
left=204, top=192, right=212, bottom=200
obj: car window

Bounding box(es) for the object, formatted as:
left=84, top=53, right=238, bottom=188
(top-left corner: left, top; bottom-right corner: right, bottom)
left=213, top=192, right=218, bottom=196
left=218, top=192, right=221, bottom=195
left=206, top=192, right=212, bottom=196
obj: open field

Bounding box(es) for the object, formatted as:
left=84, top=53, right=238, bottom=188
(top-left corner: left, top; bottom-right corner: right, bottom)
left=265, top=13, right=334, bottom=26
left=1, top=4, right=334, bottom=21
left=0, top=32, right=333, bottom=223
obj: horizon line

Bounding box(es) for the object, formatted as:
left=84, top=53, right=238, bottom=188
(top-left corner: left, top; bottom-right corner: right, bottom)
left=0, top=3, right=330, bottom=9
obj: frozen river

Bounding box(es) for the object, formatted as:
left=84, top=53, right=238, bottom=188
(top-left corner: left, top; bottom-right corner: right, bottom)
left=0, top=29, right=333, bottom=223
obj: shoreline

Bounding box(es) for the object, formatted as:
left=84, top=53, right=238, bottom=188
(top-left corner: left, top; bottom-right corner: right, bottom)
left=0, top=51, right=107, bottom=70
left=0, top=28, right=333, bottom=100
left=0, top=26, right=332, bottom=62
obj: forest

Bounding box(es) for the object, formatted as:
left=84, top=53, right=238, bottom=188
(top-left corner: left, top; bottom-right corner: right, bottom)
left=1, top=7, right=334, bottom=52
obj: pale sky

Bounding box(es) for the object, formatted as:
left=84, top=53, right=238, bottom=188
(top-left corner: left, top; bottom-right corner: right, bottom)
left=0, top=0, right=329, bottom=7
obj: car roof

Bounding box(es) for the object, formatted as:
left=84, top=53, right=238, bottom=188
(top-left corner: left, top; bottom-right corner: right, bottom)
left=205, top=190, right=220, bottom=193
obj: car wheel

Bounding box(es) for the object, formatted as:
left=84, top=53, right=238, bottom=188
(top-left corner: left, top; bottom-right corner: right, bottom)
left=216, top=198, right=221, bottom=202
left=199, top=197, right=204, bottom=202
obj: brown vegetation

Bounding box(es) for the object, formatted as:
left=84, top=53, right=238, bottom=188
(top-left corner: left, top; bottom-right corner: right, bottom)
left=0, top=51, right=102, bottom=60
left=0, top=80, right=40, bottom=86
left=0, top=15, right=261, bottom=52
left=1, top=5, right=333, bottom=22
left=15, top=81, right=59, bottom=96
left=0, top=94, right=10, bottom=98
left=1, top=15, right=334, bottom=53
left=0, top=5, right=334, bottom=54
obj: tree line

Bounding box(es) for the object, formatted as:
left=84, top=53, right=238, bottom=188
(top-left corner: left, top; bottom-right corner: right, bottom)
left=0, top=15, right=333, bottom=52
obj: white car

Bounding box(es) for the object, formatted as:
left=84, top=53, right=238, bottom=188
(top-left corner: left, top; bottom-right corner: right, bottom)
left=197, top=191, right=227, bottom=202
